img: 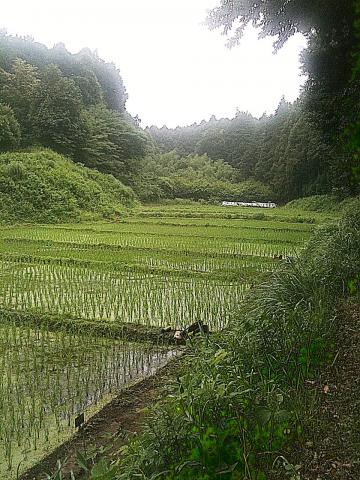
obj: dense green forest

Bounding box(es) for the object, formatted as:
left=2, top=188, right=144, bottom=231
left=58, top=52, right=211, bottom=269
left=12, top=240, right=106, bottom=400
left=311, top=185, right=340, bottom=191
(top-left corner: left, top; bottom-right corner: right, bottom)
left=146, top=0, right=360, bottom=204
left=207, top=0, right=360, bottom=194
left=0, top=33, right=149, bottom=186
left=136, top=151, right=274, bottom=202
left=1, top=15, right=358, bottom=208
left=147, top=101, right=335, bottom=202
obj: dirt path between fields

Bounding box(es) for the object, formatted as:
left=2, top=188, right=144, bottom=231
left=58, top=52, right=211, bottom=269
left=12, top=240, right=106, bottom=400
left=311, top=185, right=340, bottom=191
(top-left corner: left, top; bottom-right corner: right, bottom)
left=280, top=303, right=360, bottom=479
left=20, top=355, right=183, bottom=480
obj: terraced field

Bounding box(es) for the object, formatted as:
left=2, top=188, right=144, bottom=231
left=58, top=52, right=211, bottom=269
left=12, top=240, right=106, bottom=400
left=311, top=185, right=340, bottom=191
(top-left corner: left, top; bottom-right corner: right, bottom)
left=0, top=204, right=320, bottom=477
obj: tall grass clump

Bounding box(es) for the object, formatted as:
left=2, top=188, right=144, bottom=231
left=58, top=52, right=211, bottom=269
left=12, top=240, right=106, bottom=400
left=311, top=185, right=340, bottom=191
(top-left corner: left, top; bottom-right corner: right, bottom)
left=301, top=198, right=360, bottom=296
left=113, top=203, right=360, bottom=479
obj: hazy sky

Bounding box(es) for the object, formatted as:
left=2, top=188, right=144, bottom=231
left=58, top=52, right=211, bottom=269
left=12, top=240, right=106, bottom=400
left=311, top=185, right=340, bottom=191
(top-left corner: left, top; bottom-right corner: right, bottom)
left=2, top=0, right=307, bottom=127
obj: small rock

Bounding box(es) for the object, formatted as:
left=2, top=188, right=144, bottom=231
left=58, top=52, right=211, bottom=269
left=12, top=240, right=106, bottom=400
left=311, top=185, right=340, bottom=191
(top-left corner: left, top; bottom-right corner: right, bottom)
left=174, top=330, right=183, bottom=340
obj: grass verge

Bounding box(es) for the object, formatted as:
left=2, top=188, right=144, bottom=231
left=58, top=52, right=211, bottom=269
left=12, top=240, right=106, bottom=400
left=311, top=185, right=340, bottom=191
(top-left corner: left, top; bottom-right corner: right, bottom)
left=0, top=308, right=173, bottom=346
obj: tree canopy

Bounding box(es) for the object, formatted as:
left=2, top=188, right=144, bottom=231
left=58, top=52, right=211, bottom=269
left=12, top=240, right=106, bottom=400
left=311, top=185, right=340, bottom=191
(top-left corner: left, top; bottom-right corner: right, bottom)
left=147, top=99, right=333, bottom=203
left=206, top=0, right=360, bottom=193
left=0, top=33, right=150, bottom=180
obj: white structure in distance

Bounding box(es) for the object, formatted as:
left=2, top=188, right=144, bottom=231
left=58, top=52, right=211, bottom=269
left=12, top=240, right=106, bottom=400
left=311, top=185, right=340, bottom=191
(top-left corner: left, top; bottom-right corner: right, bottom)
left=221, top=201, right=277, bottom=208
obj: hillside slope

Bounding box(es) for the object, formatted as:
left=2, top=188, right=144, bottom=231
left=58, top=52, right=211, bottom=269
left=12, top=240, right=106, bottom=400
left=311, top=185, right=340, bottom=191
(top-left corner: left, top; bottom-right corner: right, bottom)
left=0, top=149, right=137, bottom=223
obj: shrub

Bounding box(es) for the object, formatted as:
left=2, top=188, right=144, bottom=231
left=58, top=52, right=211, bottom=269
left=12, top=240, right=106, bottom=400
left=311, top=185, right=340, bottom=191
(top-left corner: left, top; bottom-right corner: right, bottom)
left=135, top=152, right=275, bottom=203
left=285, top=194, right=340, bottom=212
left=0, top=148, right=137, bottom=223
left=0, top=104, right=21, bottom=151
left=303, top=198, right=360, bottom=296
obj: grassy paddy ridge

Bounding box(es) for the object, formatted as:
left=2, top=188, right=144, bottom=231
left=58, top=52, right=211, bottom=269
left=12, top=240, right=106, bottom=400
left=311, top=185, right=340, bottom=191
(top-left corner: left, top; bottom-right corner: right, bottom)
left=0, top=204, right=318, bottom=477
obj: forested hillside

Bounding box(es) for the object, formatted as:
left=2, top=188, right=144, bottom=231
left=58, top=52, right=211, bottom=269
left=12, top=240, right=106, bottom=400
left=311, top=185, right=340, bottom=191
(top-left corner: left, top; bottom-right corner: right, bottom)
left=147, top=99, right=350, bottom=203
left=146, top=0, right=359, bottom=204
left=0, top=1, right=358, bottom=479
left=0, top=149, right=137, bottom=223
left=0, top=33, right=149, bottom=185
left=1, top=30, right=358, bottom=208
left=134, top=151, right=273, bottom=202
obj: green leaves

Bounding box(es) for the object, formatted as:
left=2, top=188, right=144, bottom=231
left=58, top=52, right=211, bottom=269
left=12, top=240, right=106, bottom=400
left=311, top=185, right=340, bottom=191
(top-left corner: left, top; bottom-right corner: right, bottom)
left=212, top=348, right=228, bottom=365
left=136, top=150, right=276, bottom=203
left=0, top=34, right=147, bottom=179
left=75, top=451, right=90, bottom=472
left=31, top=64, right=85, bottom=157
left=0, top=104, right=20, bottom=151
left=89, top=460, right=118, bottom=480
left=81, top=104, right=150, bottom=182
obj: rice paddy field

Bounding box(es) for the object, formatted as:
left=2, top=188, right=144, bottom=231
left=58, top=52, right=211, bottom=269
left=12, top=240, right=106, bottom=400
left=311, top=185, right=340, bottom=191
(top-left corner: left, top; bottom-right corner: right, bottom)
left=0, top=203, right=326, bottom=477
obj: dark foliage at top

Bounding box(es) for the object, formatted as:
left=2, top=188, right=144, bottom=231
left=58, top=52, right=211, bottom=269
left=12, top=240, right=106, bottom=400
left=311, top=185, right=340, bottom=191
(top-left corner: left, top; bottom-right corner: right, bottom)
left=207, top=0, right=360, bottom=194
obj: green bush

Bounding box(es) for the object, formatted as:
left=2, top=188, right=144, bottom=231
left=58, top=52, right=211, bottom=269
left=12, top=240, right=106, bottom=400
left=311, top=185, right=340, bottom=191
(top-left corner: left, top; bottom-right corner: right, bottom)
left=135, top=152, right=275, bottom=203
left=337, top=195, right=360, bottom=214
left=0, top=104, right=21, bottom=151
left=285, top=194, right=340, bottom=212
left=0, top=148, right=137, bottom=223
left=284, top=194, right=360, bottom=214
left=303, top=198, right=360, bottom=296
left=138, top=176, right=274, bottom=203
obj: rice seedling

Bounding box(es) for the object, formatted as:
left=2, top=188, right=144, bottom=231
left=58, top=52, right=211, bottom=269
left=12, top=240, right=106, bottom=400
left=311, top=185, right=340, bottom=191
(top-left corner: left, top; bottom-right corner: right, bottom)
left=0, top=204, right=309, bottom=477
left=0, top=261, right=248, bottom=330
left=0, top=321, right=175, bottom=478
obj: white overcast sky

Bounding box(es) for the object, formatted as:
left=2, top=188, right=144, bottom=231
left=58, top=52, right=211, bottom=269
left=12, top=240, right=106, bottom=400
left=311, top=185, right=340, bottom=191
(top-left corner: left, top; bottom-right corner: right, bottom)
left=1, top=0, right=307, bottom=127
